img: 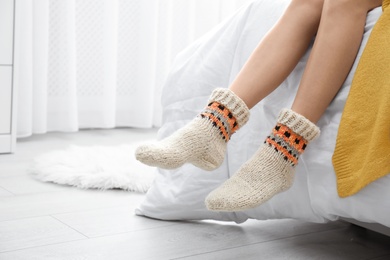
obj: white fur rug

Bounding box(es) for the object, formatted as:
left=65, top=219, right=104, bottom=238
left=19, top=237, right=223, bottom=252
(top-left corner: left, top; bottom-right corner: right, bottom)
left=30, top=144, right=155, bottom=193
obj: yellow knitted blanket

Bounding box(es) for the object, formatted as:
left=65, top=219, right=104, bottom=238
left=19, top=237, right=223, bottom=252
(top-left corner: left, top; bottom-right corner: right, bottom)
left=332, top=0, right=390, bottom=197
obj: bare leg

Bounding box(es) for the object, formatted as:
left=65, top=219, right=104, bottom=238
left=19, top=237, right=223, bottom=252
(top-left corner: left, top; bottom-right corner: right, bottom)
left=205, top=0, right=382, bottom=211
left=136, top=0, right=326, bottom=170
left=230, top=0, right=324, bottom=109
left=292, top=0, right=382, bottom=123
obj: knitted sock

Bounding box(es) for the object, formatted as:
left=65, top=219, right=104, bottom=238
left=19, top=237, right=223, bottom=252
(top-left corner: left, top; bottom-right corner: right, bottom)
left=135, top=88, right=250, bottom=171
left=205, top=109, right=320, bottom=211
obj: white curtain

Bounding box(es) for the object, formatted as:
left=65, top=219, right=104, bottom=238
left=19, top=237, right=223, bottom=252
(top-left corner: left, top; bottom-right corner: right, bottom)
left=14, top=0, right=253, bottom=138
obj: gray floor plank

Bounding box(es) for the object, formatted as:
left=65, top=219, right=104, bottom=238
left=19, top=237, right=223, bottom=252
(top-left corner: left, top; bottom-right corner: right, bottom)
left=0, top=174, right=70, bottom=195
left=0, top=216, right=86, bottom=253
left=0, top=219, right=346, bottom=260
left=52, top=206, right=179, bottom=238
left=0, top=186, right=13, bottom=197
left=0, top=161, right=30, bottom=178
left=0, top=188, right=145, bottom=222
left=174, top=224, right=390, bottom=260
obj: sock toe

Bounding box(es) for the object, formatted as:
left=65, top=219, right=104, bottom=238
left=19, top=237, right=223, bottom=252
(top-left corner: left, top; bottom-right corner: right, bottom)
left=205, top=177, right=255, bottom=211
left=135, top=144, right=184, bottom=169
left=135, top=144, right=157, bottom=163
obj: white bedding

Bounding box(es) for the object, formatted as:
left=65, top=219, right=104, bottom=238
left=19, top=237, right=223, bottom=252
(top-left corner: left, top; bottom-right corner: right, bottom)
left=136, top=0, right=390, bottom=227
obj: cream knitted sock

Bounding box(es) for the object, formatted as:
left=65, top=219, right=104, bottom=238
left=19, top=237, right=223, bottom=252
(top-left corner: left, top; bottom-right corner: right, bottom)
left=205, top=109, right=320, bottom=211
left=135, top=88, right=250, bottom=170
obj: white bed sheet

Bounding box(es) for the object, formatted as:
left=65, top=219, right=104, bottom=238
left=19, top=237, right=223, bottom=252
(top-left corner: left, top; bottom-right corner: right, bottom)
left=136, top=0, right=390, bottom=227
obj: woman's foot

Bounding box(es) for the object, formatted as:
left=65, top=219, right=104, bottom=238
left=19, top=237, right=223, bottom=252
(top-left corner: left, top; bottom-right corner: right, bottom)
left=135, top=88, right=250, bottom=171
left=205, top=109, right=320, bottom=211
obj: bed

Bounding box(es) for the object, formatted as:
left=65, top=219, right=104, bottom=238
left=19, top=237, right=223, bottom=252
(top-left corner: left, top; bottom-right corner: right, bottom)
left=135, top=0, right=390, bottom=232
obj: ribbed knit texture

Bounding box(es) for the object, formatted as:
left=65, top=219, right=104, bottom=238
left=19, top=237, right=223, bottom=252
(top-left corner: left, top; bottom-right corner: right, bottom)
left=205, top=109, right=320, bottom=211
left=135, top=88, right=250, bottom=170
left=332, top=0, right=390, bottom=197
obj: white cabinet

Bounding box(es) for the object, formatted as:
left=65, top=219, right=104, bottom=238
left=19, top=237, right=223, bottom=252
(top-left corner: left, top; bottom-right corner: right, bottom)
left=0, top=67, right=12, bottom=134
left=0, top=0, right=14, bottom=65
left=0, top=0, right=15, bottom=154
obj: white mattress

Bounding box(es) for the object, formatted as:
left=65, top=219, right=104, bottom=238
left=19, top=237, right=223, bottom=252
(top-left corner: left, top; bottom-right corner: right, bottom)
left=136, top=0, right=390, bottom=227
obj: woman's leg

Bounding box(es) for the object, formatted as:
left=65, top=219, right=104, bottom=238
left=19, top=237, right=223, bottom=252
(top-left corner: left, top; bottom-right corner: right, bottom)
left=136, top=0, right=325, bottom=171
left=206, top=0, right=382, bottom=211
left=230, top=0, right=324, bottom=109
left=292, top=0, right=382, bottom=123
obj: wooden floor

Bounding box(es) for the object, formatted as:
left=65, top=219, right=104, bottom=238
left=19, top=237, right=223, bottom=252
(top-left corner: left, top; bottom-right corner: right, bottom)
left=1, top=128, right=390, bottom=260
